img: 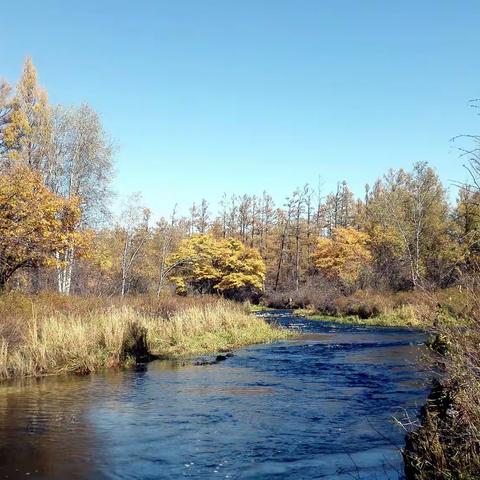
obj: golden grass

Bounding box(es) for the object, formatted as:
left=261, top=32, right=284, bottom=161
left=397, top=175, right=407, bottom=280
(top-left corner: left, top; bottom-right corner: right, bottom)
left=145, top=302, right=289, bottom=356
left=0, top=298, right=290, bottom=381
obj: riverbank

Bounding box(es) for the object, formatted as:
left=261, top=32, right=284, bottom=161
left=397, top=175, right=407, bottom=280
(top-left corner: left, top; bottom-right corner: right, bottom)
left=402, top=293, right=480, bottom=479
left=0, top=293, right=291, bottom=381
left=261, top=287, right=474, bottom=329
left=294, top=309, right=426, bottom=328
left=287, top=290, right=480, bottom=479
left=0, top=308, right=426, bottom=479
left=272, top=293, right=480, bottom=479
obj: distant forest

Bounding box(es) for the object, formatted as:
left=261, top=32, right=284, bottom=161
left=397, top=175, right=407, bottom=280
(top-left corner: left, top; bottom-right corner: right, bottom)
left=1, top=59, right=479, bottom=301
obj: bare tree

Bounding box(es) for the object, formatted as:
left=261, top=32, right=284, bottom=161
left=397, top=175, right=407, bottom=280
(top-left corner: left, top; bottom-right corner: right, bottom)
left=197, top=198, right=209, bottom=234
left=189, top=202, right=198, bottom=235
left=118, top=194, right=151, bottom=297
left=156, top=204, right=178, bottom=296
left=274, top=202, right=292, bottom=291
left=238, top=194, right=252, bottom=242
left=227, top=195, right=238, bottom=237
left=259, top=191, right=275, bottom=256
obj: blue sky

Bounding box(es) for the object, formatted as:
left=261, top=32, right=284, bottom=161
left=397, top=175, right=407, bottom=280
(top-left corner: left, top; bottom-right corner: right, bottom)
left=1, top=1, right=479, bottom=217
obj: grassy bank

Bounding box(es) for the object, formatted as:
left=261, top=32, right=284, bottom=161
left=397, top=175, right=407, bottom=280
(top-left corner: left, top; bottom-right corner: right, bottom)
left=248, top=304, right=271, bottom=313
left=284, top=287, right=475, bottom=328
left=0, top=293, right=291, bottom=381
left=402, top=289, right=480, bottom=479
left=295, top=307, right=426, bottom=328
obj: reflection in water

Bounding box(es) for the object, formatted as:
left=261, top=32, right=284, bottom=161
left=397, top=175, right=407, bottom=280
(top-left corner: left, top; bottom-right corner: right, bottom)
left=0, top=375, right=106, bottom=478
left=0, top=312, right=428, bottom=479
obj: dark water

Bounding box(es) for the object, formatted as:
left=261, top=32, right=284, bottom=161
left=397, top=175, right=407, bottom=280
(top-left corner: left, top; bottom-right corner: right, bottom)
left=0, top=311, right=428, bottom=479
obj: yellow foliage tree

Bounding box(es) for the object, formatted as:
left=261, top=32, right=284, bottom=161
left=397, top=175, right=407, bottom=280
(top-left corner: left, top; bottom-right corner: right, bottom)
left=0, top=166, right=88, bottom=290
left=167, top=234, right=265, bottom=298
left=2, top=58, right=52, bottom=169
left=311, top=227, right=372, bottom=286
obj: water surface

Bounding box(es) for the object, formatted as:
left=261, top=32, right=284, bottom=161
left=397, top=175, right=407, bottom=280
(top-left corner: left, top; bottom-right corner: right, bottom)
left=0, top=311, right=428, bottom=479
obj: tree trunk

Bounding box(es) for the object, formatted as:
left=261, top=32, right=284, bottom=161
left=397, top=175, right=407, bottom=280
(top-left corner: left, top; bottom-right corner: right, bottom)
left=56, top=248, right=75, bottom=294
left=121, top=276, right=126, bottom=297
left=31, top=267, right=41, bottom=293
left=0, top=273, right=9, bottom=292
left=274, top=216, right=290, bottom=291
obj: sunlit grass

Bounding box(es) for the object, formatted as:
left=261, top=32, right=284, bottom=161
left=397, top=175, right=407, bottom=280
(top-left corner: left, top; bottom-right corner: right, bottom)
left=0, top=299, right=291, bottom=380
left=297, top=307, right=426, bottom=328
left=403, top=290, right=480, bottom=478
left=145, top=302, right=290, bottom=356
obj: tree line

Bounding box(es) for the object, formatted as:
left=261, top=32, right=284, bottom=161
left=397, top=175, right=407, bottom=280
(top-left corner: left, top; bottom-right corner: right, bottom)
left=0, top=58, right=479, bottom=299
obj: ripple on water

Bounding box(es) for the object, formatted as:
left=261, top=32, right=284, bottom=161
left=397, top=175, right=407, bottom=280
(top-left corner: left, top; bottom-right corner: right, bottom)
left=0, top=312, right=428, bottom=479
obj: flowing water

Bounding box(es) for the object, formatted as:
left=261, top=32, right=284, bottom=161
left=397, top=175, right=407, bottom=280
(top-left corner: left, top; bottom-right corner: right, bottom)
left=0, top=311, right=428, bottom=479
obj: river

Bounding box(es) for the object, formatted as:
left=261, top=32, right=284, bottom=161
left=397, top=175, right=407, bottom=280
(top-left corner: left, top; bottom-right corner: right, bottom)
left=0, top=311, right=428, bottom=479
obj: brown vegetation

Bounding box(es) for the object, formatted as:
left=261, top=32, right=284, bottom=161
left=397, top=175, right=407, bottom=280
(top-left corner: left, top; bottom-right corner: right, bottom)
left=0, top=293, right=290, bottom=381
left=265, top=283, right=478, bottom=327
left=403, top=289, right=480, bottom=479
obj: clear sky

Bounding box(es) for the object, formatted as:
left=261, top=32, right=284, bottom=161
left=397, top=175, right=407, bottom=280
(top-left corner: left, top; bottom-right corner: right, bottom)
left=1, top=1, right=479, bottom=217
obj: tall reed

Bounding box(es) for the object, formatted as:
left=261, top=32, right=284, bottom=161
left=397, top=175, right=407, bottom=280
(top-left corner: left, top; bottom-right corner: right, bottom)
left=0, top=297, right=289, bottom=380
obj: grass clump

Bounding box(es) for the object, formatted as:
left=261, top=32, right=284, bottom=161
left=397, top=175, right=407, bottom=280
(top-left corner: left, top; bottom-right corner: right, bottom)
left=0, top=295, right=290, bottom=381
left=145, top=302, right=290, bottom=356
left=0, top=308, right=149, bottom=379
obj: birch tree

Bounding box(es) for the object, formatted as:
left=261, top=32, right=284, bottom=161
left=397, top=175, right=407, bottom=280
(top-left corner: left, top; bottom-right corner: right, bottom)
left=369, top=163, right=449, bottom=288
left=50, top=104, right=113, bottom=293
left=0, top=81, right=11, bottom=158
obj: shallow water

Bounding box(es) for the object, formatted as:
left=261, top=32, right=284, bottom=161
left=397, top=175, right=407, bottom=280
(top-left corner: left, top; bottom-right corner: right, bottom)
left=0, top=311, right=428, bottom=479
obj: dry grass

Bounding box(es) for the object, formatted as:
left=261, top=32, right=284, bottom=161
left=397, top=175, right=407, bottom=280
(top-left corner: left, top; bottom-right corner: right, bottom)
left=297, top=308, right=426, bottom=328
left=294, top=287, right=476, bottom=328
left=0, top=291, right=221, bottom=322
left=145, top=302, right=290, bottom=356
left=403, top=289, right=480, bottom=479
left=0, top=294, right=290, bottom=381
left=0, top=310, right=147, bottom=379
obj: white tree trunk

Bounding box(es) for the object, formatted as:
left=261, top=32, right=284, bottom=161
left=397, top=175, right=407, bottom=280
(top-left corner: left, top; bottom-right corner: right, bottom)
left=56, top=248, right=75, bottom=294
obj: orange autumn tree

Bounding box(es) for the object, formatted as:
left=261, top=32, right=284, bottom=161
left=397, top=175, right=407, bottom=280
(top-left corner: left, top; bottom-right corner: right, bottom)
left=311, top=227, right=372, bottom=287
left=0, top=166, right=88, bottom=290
